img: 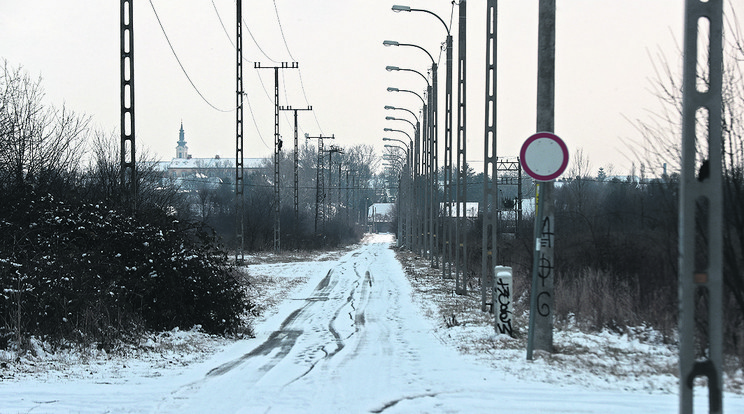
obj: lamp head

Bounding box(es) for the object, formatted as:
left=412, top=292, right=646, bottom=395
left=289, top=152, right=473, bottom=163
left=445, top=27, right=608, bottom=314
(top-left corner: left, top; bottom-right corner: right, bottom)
left=383, top=128, right=393, bottom=132
left=383, top=40, right=399, bottom=47
left=385, top=66, right=400, bottom=72
left=392, top=5, right=411, bottom=12
left=384, top=105, right=395, bottom=110
left=387, top=87, right=399, bottom=92
left=385, top=116, right=396, bottom=120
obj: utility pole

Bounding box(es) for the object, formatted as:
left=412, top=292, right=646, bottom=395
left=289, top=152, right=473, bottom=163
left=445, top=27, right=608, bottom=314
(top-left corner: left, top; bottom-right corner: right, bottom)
left=326, top=145, right=344, bottom=222
left=443, top=28, right=454, bottom=280
left=120, top=0, right=136, bottom=212
left=527, top=0, right=556, bottom=359
left=481, top=0, right=498, bottom=312
left=235, top=0, right=244, bottom=263
left=305, top=134, right=334, bottom=233
left=279, top=105, right=313, bottom=235
left=679, top=1, right=724, bottom=412
left=255, top=62, right=298, bottom=253
left=455, top=0, right=468, bottom=295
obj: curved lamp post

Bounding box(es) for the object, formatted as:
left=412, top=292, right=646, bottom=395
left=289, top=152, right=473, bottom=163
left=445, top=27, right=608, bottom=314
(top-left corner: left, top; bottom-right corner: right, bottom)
left=385, top=105, right=419, bottom=124
left=386, top=64, right=436, bottom=263
left=383, top=40, right=435, bottom=66
left=387, top=87, right=426, bottom=107
left=392, top=4, right=452, bottom=272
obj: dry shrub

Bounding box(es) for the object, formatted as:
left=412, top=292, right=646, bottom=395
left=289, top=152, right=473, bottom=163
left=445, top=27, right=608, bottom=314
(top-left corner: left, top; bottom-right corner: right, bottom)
left=555, top=268, right=639, bottom=331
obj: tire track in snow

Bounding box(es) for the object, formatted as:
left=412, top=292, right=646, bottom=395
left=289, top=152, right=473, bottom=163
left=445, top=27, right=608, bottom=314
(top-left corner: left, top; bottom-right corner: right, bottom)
left=283, top=260, right=373, bottom=385
left=204, top=268, right=338, bottom=379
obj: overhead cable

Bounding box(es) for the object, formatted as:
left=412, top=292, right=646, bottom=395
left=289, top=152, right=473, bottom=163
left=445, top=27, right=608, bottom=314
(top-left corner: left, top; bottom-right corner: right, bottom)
left=148, top=0, right=235, bottom=113
left=272, top=0, right=296, bottom=61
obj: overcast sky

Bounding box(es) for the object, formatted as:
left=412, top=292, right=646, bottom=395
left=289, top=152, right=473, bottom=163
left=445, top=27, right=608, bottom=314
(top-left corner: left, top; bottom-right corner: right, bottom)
left=2, top=1, right=740, bottom=177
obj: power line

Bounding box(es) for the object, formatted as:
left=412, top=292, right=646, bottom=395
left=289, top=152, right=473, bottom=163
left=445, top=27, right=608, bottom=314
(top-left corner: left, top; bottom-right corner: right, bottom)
left=297, top=69, right=324, bottom=134
left=243, top=17, right=280, bottom=63
left=211, top=0, right=254, bottom=64
left=272, top=0, right=296, bottom=61
left=148, top=0, right=234, bottom=113
left=244, top=92, right=271, bottom=150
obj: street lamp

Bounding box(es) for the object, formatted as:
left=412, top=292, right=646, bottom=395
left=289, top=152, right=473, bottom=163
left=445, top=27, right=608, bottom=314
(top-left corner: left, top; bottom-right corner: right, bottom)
left=385, top=66, right=430, bottom=88
left=392, top=5, right=451, bottom=36
left=383, top=40, right=435, bottom=66
left=383, top=137, right=410, bottom=150
left=387, top=87, right=426, bottom=107
left=385, top=105, right=419, bottom=124
left=392, top=3, right=453, bottom=273
left=383, top=127, right=412, bottom=141
left=386, top=116, right=417, bottom=132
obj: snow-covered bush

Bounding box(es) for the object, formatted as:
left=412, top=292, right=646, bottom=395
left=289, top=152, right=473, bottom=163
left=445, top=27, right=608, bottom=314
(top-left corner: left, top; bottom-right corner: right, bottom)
left=0, top=189, right=253, bottom=352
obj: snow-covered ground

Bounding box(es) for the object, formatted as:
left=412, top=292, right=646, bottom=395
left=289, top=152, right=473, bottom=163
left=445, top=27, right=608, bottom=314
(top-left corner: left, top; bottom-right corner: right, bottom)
left=0, top=233, right=742, bottom=413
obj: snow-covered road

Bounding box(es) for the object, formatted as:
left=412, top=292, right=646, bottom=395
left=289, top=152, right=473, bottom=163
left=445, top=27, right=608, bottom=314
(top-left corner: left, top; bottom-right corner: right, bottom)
left=2, top=234, right=743, bottom=413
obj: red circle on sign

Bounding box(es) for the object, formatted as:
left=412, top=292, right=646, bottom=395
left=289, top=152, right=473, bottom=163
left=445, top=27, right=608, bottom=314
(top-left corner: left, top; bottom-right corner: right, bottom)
left=520, top=132, right=569, bottom=181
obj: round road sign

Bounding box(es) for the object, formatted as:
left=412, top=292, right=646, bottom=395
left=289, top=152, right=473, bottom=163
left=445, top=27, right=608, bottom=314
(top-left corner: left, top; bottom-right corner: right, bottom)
left=519, top=132, right=569, bottom=181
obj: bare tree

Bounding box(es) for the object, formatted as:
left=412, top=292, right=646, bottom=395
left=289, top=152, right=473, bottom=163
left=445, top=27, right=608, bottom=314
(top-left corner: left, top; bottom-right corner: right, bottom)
left=0, top=60, right=89, bottom=190
left=627, top=2, right=744, bottom=358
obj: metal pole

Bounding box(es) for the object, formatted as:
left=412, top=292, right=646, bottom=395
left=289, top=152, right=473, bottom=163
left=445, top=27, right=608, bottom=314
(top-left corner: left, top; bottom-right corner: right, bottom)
left=424, top=87, right=432, bottom=261
left=455, top=0, right=467, bottom=294
left=279, top=105, right=312, bottom=236
left=527, top=0, right=556, bottom=358
left=679, top=1, right=724, bottom=412
left=255, top=62, right=299, bottom=253
left=235, top=0, right=244, bottom=262
left=443, top=34, right=454, bottom=279
left=481, top=0, right=498, bottom=312
left=120, top=0, right=136, bottom=212
left=431, top=63, right=439, bottom=269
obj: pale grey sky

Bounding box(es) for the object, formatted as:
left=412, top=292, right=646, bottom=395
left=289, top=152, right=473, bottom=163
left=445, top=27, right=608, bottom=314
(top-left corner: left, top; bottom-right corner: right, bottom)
left=2, top=1, right=737, bottom=177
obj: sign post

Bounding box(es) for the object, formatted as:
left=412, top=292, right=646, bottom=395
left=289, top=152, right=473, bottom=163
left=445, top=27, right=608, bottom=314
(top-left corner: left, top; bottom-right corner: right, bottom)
left=522, top=132, right=567, bottom=359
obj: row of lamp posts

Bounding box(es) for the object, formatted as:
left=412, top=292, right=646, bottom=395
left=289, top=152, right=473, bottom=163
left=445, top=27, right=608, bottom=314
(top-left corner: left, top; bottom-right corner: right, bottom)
left=383, top=3, right=462, bottom=280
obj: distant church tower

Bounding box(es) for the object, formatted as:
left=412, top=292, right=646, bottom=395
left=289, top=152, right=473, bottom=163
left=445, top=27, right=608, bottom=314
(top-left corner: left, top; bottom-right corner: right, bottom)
left=176, top=121, right=189, bottom=159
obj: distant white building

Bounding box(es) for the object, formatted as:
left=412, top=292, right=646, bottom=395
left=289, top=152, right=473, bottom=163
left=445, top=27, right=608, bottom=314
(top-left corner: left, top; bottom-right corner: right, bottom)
left=152, top=122, right=265, bottom=188
left=440, top=202, right=479, bottom=218
left=368, top=203, right=395, bottom=233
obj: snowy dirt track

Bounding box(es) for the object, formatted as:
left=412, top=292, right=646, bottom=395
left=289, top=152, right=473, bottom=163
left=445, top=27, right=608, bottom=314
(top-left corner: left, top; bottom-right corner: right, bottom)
left=2, top=234, right=744, bottom=413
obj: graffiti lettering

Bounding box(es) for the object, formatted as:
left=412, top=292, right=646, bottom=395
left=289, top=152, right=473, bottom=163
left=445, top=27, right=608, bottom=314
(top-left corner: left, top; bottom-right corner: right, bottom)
left=538, top=255, right=553, bottom=281
left=540, top=216, right=554, bottom=248
left=494, top=276, right=513, bottom=337
left=537, top=291, right=551, bottom=317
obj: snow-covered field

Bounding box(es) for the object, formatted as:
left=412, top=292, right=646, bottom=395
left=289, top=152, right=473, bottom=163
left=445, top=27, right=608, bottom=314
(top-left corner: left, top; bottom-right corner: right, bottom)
left=0, top=233, right=742, bottom=413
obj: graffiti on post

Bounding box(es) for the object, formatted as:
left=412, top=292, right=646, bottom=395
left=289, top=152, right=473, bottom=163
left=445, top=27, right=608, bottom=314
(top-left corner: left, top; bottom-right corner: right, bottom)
left=537, top=215, right=554, bottom=317
left=494, top=266, right=513, bottom=337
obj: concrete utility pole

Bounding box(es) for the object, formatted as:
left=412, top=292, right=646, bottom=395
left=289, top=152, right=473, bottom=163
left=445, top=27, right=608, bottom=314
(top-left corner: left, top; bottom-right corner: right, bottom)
left=678, top=1, right=724, bottom=412
left=481, top=0, right=498, bottom=312
left=326, top=145, right=343, bottom=222
left=527, top=0, right=556, bottom=359
left=305, top=134, right=334, bottom=233
left=235, top=0, right=244, bottom=263
left=443, top=28, right=454, bottom=281
left=120, top=0, right=136, bottom=212
left=455, top=0, right=467, bottom=295
left=279, top=105, right=313, bottom=234
left=255, top=62, right=298, bottom=253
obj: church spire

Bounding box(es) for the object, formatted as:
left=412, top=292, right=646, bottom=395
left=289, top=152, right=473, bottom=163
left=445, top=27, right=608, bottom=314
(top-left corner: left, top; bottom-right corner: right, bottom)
left=176, top=121, right=189, bottom=158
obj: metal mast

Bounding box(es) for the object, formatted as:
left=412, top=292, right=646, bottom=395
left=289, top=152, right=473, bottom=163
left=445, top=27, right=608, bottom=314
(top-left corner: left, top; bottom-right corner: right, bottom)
left=120, top=0, right=136, bottom=212
left=678, top=0, right=724, bottom=412
left=481, top=0, right=498, bottom=312
left=455, top=0, right=467, bottom=294
left=306, top=134, right=334, bottom=233
left=279, top=105, right=313, bottom=234
left=235, top=0, right=245, bottom=262
left=255, top=62, right=298, bottom=253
